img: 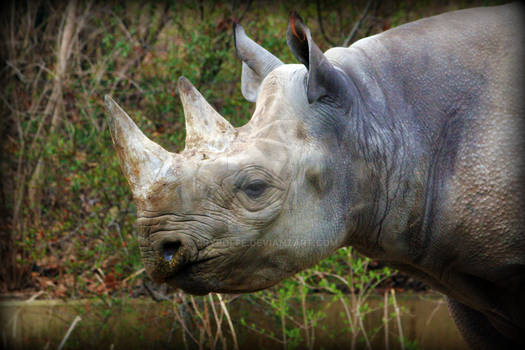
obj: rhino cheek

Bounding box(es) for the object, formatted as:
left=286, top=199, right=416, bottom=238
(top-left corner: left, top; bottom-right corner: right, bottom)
left=210, top=246, right=301, bottom=292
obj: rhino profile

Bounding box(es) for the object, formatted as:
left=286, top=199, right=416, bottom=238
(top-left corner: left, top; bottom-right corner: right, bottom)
left=105, top=4, right=525, bottom=348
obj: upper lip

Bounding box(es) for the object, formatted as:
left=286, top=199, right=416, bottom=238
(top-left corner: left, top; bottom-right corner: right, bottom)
left=166, top=254, right=217, bottom=280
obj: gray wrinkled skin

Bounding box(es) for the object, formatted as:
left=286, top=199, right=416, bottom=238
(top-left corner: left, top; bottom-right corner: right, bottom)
left=106, top=4, right=524, bottom=347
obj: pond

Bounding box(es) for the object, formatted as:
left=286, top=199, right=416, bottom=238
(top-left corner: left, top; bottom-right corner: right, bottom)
left=1, top=293, right=467, bottom=349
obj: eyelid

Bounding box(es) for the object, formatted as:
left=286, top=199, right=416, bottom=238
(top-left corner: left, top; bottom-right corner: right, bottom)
left=233, top=165, right=285, bottom=191
left=234, top=167, right=269, bottom=188
left=245, top=179, right=267, bottom=187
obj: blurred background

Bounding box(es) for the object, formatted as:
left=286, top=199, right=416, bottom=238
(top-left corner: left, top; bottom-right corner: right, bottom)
left=0, top=0, right=507, bottom=349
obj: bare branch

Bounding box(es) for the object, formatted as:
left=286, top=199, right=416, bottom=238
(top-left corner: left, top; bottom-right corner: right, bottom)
left=316, top=0, right=337, bottom=46
left=343, top=0, right=374, bottom=47
left=57, top=316, right=82, bottom=350
left=231, top=0, right=253, bottom=23
left=5, top=61, right=26, bottom=83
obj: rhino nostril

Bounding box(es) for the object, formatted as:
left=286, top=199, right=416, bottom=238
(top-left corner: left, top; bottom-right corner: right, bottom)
left=163, top=241, right=181, bottom=262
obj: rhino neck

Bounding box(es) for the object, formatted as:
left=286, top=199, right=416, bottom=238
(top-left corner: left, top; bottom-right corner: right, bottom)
left=327, top=8, right=501, bottom=293
left=324, top=46, right=450, bottom=265
left=336, top=75, right=429, bottom=264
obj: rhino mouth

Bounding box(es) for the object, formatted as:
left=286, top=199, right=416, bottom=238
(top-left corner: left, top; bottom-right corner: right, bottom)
left=159, top=246, right=277, bottom=294
left=163, top=255, right=222, bottom=295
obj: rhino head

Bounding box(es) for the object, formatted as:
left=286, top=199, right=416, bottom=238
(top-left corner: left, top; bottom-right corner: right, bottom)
left=105, top=13, right=364, bottom=295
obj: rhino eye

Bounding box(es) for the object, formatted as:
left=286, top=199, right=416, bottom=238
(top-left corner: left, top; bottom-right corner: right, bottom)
left=243, top=180, right=268, bottom=198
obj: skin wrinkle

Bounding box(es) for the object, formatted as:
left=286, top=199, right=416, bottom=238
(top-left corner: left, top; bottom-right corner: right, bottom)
left=150, top=232, right=205, bottom=253
left=201, top=206, right=237, bottom=224
left=220, top=244, right=254, bottom=287
left=139, top=209, right=228, bottom=253
left=413, top=81, right=479, bottom=268
left=414, top=101, right=470, bottom=264
left=344, top=80, right=411, bottom=253
left=147, top=221, right=209, bottom=244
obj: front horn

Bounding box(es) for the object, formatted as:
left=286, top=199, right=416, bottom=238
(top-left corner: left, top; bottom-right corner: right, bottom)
left=105, top=95, right=173, bottom=198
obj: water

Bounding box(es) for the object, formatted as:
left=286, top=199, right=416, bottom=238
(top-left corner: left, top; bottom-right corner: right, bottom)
left=0, top=293, right=467, bottom=349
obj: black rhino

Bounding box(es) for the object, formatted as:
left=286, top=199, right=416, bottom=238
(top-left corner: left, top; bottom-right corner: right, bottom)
left=105, top=3, right=525, bottom=348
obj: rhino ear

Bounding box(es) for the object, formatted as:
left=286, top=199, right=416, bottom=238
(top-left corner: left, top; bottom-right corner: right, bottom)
left=286, top=12, right=351, bottom=106
left=240, top=62, right=261, bottom=102
left=234, top=22, right=283, bottom=102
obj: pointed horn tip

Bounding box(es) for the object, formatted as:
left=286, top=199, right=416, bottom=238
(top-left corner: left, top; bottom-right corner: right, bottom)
left=177, top=76, right=195, bottom=96
left=103, top=94, right=127, bottom=118
left=103, top=95, right=120, bottom=122
left=103, top=95, right=127, bottom=117
left=103, top=95, right=129, bottom=132
left=104, top=94, right=114, bottom=109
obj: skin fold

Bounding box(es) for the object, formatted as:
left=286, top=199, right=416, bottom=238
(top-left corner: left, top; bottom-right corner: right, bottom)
left=105, top=3, right=524, bottom=347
